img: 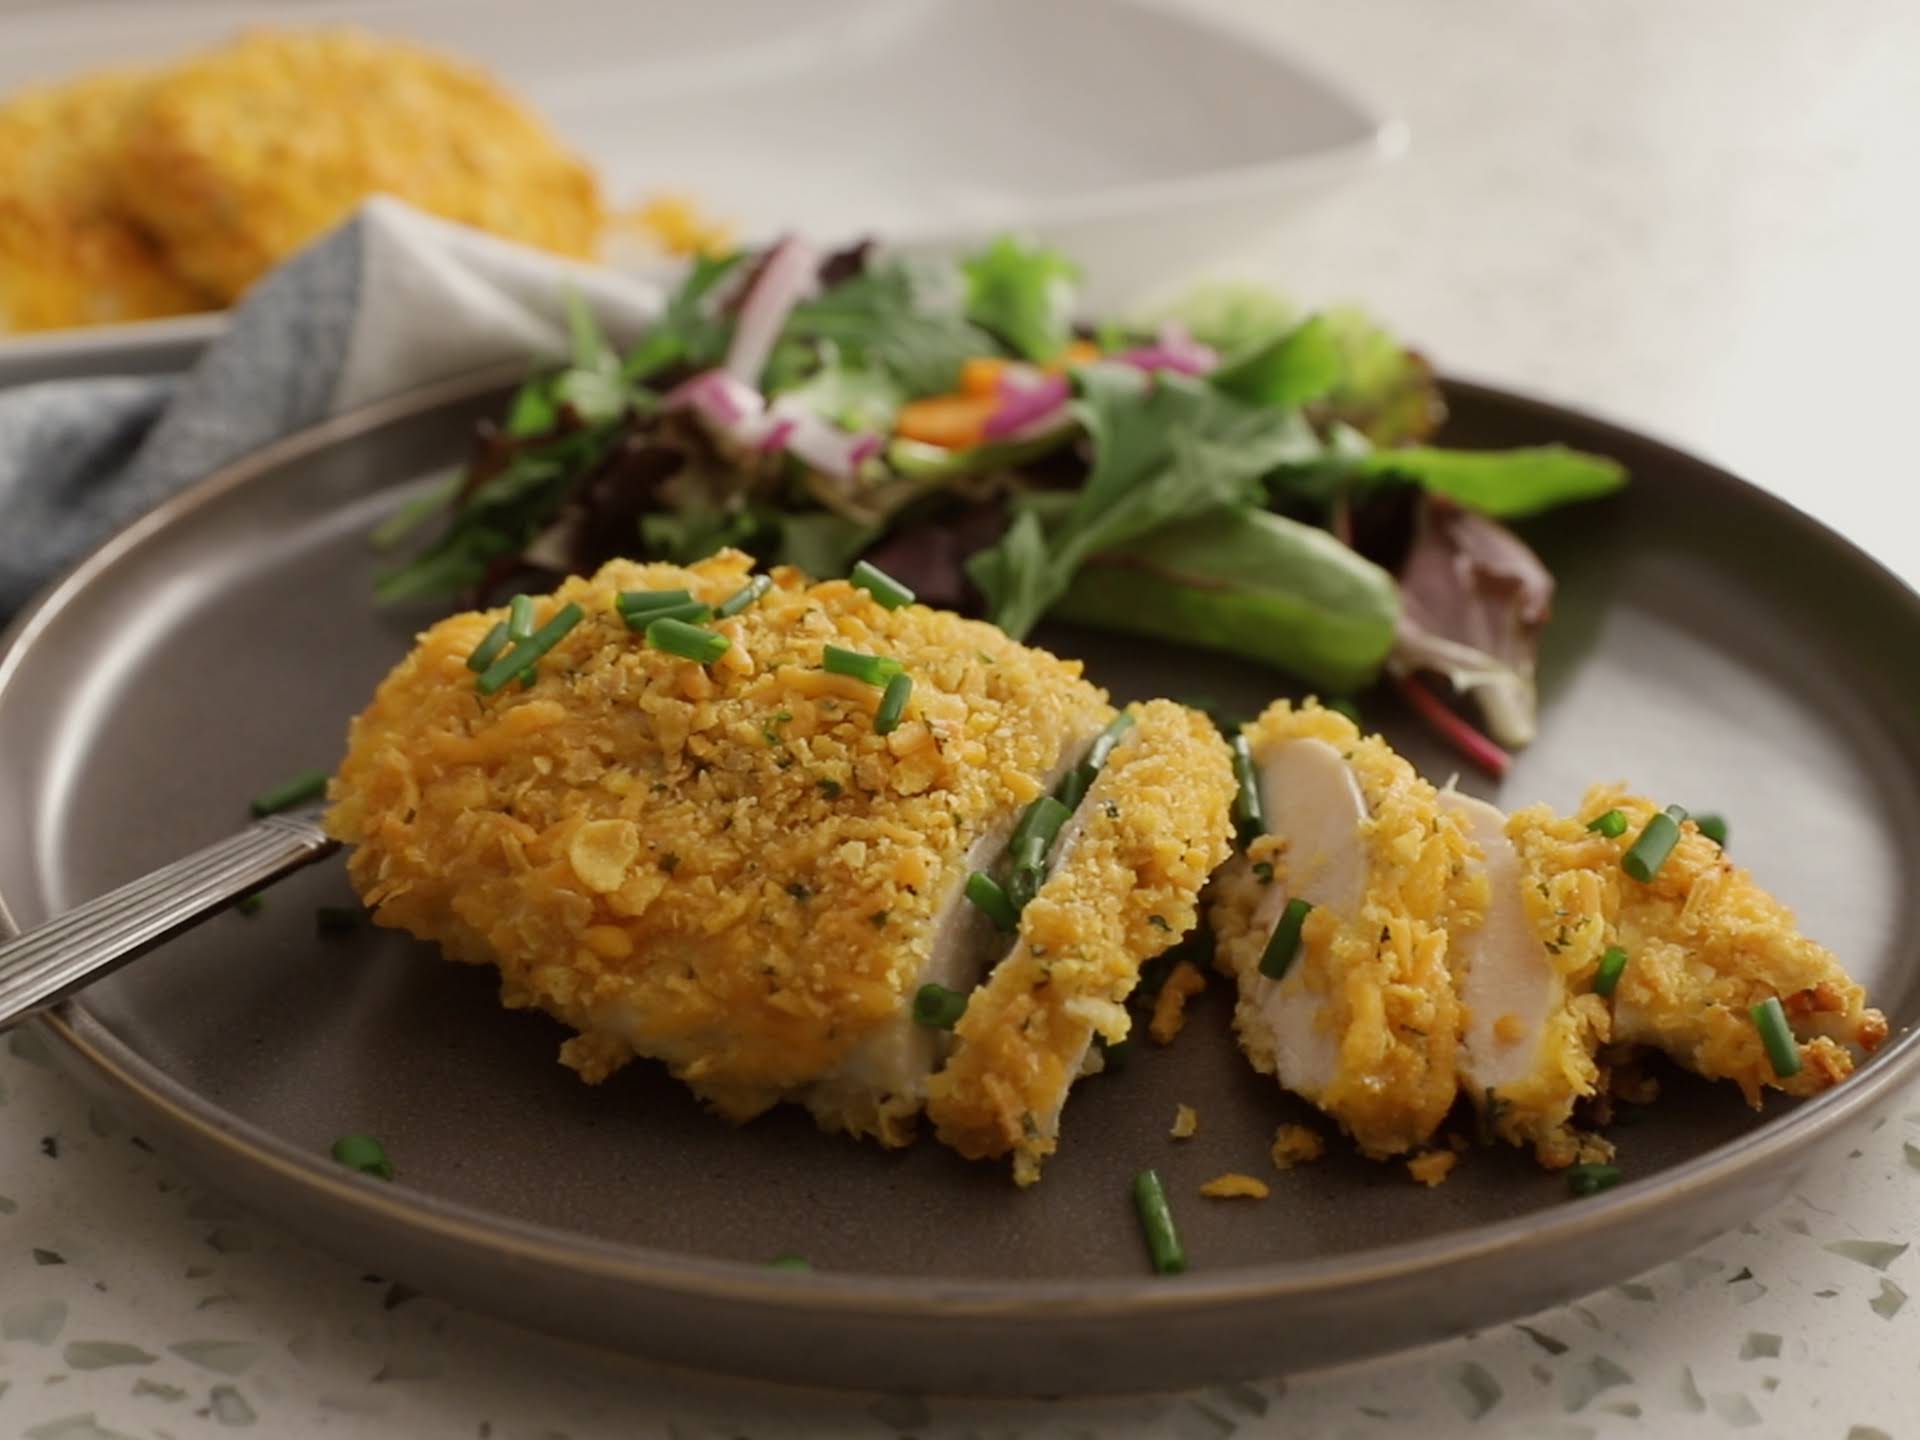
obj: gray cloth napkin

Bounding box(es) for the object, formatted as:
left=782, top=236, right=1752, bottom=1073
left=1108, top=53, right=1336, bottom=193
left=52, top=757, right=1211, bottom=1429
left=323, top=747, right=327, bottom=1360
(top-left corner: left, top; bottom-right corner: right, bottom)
left=0, top=197, right=664, bottom=617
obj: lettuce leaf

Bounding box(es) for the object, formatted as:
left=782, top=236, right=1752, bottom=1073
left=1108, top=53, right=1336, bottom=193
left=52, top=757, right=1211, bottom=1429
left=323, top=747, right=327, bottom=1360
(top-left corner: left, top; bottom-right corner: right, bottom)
left=962, top=236, right=1080, bottom=362
left=1352, top=444, right=1627, bottom=519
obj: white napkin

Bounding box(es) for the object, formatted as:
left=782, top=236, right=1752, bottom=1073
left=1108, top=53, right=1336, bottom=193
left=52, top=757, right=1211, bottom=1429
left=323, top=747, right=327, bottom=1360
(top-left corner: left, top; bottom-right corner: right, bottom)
left=0, top=197, right=666, bottom=615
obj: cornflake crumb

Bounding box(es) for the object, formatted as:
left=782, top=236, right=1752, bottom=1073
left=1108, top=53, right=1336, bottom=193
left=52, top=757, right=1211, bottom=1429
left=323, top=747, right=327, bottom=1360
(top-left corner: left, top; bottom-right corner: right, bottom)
left=1200, top=1173, right=1270, bottom=1200
left=1170, top=1104, right=1199, bottom=1140
left=1149, top=960, right=1206, bottom=1044
left=1407, top=1150, right=1457, bottom=1187
left=1269, top=1124, right=1326, bottom=1171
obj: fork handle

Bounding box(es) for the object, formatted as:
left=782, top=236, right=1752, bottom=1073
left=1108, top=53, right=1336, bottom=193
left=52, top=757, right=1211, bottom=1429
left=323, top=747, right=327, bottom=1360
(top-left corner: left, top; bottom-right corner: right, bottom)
left=0, top=813, right=339, bottom=1032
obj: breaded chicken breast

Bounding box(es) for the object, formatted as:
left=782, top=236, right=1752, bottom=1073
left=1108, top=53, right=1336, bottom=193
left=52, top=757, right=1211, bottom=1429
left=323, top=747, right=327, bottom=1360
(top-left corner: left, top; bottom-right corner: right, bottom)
left=328, top=552, right=1231, bottom=1174
left=1211, top=702, right=1472, bottom=1158
left=0, top=72, right=209, bottom=332
left=927, top=700, right=1235, bottom=1184
left=113, top=29, right=602, bottom=302
left=1214, top=703, right=1887, bottom=1174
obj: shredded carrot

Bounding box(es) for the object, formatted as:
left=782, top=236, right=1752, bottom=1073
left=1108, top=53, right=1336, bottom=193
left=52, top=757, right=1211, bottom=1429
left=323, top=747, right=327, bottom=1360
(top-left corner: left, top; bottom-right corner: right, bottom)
left=894, top=393, right=997, bottom=450
left=959, top=357, right=1008, bottom=397
left=1054, top=339, right=1101, bottom=369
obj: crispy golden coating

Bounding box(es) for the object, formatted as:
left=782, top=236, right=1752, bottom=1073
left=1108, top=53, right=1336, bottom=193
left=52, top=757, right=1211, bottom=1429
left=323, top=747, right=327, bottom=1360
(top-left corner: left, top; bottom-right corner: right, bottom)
left=113, top=28, right=603, bottom=301
left=328, top=552, right=1109, bottom=1129
left=1516, top=786, right=1887, bottom=1107
left=1212, top=702, right=1472, bottom=1159
left=0, top=73, right=210, bottom=332
left=924, top=700, right=1236, bottom=1184
left=1269, top=1123, right=1326, bottom=1171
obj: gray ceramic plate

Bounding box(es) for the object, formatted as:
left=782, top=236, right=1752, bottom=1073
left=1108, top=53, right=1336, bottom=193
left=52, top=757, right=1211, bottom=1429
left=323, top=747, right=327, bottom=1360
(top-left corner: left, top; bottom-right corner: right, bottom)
left=2, top=368, right=1917, bottom=1397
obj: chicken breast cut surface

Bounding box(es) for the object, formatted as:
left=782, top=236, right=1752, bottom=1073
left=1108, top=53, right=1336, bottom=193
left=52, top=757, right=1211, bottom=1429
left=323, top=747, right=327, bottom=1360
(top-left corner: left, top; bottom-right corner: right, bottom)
left=1443, top=790, right=1608, bottom=1166
left=1515, top=787, right=1889, bottom=1106
left=1211, top=702, right=1471, bottom=1159
left=926, top=700, right=1236, bottom=1184
left=327, top=550, right=1112, bottom=1147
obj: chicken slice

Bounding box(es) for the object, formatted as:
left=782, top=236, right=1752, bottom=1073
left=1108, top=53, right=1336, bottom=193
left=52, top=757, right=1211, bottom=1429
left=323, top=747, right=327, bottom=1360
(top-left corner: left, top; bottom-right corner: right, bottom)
left=1444, top=791, right=1608, bottom=1166
left=1211, top=702, right=1470, bottom=1158
left=1533, top=787, right=1889, bottom=1105
left=926, top=700, right=1236, bottom=1184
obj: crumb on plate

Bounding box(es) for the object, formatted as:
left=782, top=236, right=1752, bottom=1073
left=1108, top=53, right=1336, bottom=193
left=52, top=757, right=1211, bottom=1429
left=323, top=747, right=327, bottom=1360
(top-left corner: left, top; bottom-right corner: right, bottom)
left=1200, top=1173, right=1270, bottom=1200
left=1169, top=1103, right=1198, bottom=1140
left=1149, top=959, right=1205, bottom=1044
left=1269, top=1123, right=1326, bottom=1171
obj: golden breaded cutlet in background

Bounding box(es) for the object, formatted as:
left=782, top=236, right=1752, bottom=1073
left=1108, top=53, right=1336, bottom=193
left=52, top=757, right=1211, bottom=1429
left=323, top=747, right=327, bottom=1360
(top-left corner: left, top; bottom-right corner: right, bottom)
left=0, top=72, right=211, bottom=333
left=111, top=28, right=605, bottom=303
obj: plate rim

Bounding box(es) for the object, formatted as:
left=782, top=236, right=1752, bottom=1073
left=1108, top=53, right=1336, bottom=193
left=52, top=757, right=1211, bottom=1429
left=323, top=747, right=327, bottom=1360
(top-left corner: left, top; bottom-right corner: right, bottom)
left=3, top=365, right=1918, bottom=1323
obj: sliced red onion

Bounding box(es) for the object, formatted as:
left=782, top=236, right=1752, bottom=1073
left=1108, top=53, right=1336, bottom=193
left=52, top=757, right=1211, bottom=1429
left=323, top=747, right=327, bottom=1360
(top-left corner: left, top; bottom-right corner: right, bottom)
left=984, top=371, right=1071, bottom=441
left=664, top=370, right=764, bottom=432
left=769, top=396, right=881, bottom=483
left=724, top=234, right=820, bottom=387
left=1117, top=320, right=1220, bottom=377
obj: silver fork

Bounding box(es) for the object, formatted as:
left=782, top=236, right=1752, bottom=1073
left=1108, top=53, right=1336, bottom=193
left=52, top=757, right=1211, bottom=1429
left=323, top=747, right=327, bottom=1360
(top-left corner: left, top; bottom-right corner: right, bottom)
left=0, top=811, right=340, bottom=1031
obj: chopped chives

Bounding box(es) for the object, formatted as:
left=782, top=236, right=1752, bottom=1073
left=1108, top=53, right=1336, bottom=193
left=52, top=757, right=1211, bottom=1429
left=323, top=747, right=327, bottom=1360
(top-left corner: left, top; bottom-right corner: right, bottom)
left=251, top=769, right=330, bottom=816
left=617, top=588, right=693, bottom=615
left=1621, top=804, right=1688, bottom=883
left=766, top=1255, right=812, bottom=1272
left=913, top=983, right=969, bottom=1029
left=874, top=672, right=912, bottom=735
left=647, top=617, right=730, bottom=665
left=623, top=600, right=712, bottom=631
left=1084, top=710, right=1137, bottom=772
left=315, top=906, right=360, bottom=937
left=1752, top=996, right=1801, bottom=1078
left=330, top=1134, right=394, bottom=1181
left=478, top=602, right=584, bottom=694
left=1258, top=898, right=1313, bottom=980
left=507, top=594, right=536, bottom=641
left=1055, top=766, right=1090, bottom=811
left=1231, top=735, right=1265, bottom=847
left=965, top=871, right=1018, bottom=933
left=1565, top=1162, right=1621, bottom=1197
left=234, top=893, right=264, bottom=917
left=1009, top=795, right=1073, bottom=907
left=850, top=560, right=915, bottom=610
left=1586, top=808, right=1628, bottom=839
left=1132, top=1169, right=1186, bottom=1275
left=822, top=645, right=902, bottom=686
left=465, top=621, right=512, bottom=673
left=717, top=575, right=771, bottom=618
left=1593, top=946, right=1628, bottom=998
left=1695, top=813, right=1729, bottom=847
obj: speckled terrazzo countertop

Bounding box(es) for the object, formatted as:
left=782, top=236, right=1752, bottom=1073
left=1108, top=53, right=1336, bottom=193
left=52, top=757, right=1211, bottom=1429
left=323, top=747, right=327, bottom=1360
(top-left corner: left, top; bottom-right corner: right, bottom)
left=4, top=0, right=1919, bottom=1435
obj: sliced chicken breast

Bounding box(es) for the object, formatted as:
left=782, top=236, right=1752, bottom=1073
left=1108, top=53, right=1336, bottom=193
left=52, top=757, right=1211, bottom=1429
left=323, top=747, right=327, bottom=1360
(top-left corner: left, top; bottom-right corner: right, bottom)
left=1211, top=701, right=1470, bottom=1159
left=925, top=700, right=1236, bottom=1184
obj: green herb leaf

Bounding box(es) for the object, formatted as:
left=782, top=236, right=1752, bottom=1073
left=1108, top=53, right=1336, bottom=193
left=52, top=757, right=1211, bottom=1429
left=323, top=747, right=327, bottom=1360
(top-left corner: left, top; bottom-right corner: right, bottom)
left=1210, top=314, right=1344, bottom=409
left=622, top=250, right=746, bottom=381
left=775, top=357, right=906, bottom=434
left=1351, top=444, right=1628, bottom=519
left=784, top=261, right=994, bottom=396
left=961, top=235, right=1080, bottom=362
left=774, top=511, right=881, bottom=579
left=1153, top=281, right=1298, bottom=360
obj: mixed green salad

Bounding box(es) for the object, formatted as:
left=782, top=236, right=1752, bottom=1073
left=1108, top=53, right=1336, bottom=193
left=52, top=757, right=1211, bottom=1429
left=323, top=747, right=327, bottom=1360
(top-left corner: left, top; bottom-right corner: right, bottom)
left=376, top=234, right=1625, bottom=773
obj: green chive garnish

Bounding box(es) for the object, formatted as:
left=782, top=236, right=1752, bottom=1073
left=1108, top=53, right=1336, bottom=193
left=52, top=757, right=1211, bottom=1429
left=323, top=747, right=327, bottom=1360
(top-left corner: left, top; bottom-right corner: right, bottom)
left=1621, top=804, right=1688, bottom=883
left=617, top=588, right=693, bottom=616
left=251, top=769, right=330, bottom=816
left=647, top=617, right=730, bottom=665
left=234, top=893, right=264, bottom=917
left=1565, top=1162, right=1621, bottom=1197
left=913, top=983, right=969, bottom=1029
left=1085, top=710, right=1137, bottom=772
left=1258, top=898, right=1313, bottom=980
left=874, top=672, right=912, bottom=735
left=623, top=600, right=712, bottom=631
left=766, top=1255, right=812, bottom=1272
left=1055, top=766, right=1090, bottom=811
left=1009, top=794, right=1073, bottom=907
left=1132, top=1169, right=1186, bottom=1275
left=315, top=906, right=360, bottom=937
left=850, top=560, right=915, bottom=610
left=1593, top=946, right=1628, bottom=997
left=717, top=575, right=771, bottom=618
left=478, top=602, right=584, bottom=694
left=1752, top=996, right=1801, bottom=1078
left=1586, top=809, right=1628, bottom=839
left=1695, top=813, right=1729, bottom=847
left=507, top=594, right=536, bottom=641
left=465, top=621, right=512, bottom=673
left=822, top=645, right=902, bottom=687
left=1231, top=735, right=1265, bottom=848
left=330, top=1134, right=394, bottom=1181
left=965, top=871, right=1018, bottom=933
